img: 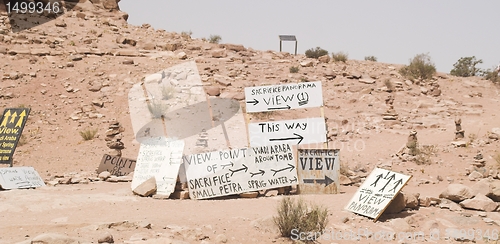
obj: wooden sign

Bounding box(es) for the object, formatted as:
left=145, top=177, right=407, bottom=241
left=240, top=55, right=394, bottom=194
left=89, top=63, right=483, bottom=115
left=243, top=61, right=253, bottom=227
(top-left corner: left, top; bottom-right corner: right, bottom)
left=0, top=108, right=30, bottom=166
left=131, top=137, right=184, bottom=197
left=345, top=168, right=412, bottom=221
left=97, top=154, right=136, bottom=176
left=248, top=117, right=327, bottom=147
left=0, top=167, right=45, bottom=189
left=183, top=143, right=298, bottom=200
left=297, top=149, right=339, bottom=194
left=244, top=81, right=323, bottom=113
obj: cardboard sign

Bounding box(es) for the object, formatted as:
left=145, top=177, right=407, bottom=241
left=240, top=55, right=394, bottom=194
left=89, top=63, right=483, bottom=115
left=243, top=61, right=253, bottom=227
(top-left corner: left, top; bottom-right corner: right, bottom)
left=0, top=108, right=30, bottom=164
left=244, top=81, right=323, bottom=113
left=297, top=149, right=339, bottom=194
left=0, top=167, right=45, bottom=189
left=131, top=137, right=184, bottom=197
left=248, top=117, right=327, bottom=147
left=97, top=154, right=136, bottom=176
left=183, top=144, right=298, bottom=200
left=345, top=168, right=411, bottom=221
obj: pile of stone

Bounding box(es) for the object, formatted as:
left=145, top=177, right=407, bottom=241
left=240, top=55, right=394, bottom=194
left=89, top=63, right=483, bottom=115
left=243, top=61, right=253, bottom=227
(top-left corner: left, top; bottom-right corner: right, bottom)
left=439, top=182, right=500, bottom=212
left=454, top=118, right=465, bottom=140
left=466, top=153, right=488, bottom=181
left=105, top=121, right=125, bottom=157
left=382, top=94, right=398, bottom=120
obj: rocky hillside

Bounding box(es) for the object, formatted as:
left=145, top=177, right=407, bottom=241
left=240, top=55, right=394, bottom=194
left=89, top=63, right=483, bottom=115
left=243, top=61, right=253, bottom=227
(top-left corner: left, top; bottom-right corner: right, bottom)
left=0, top=0, right=499, bottom=187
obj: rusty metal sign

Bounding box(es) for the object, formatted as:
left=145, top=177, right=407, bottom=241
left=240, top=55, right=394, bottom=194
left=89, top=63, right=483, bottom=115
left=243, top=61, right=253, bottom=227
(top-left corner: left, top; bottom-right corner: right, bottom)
left=297, top=149, right=339, bottom=194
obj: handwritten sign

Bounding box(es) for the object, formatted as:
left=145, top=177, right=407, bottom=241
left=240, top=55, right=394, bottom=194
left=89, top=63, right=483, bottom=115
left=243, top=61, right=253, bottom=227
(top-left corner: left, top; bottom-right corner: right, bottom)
left=244, top=81, right=323, bottom=113
left=0, top=167, right=45, bottom=189
left=297, top=149, right=339, bottom=194
left=183, top=143, right=298, bottom=199
left=248, top=117, right=327, bottom=147
left=97, top=154, right=136, bottom=176
left=0, top=108, right=30, bottom=165
left=131, top=137, right=184, bottom=197
left=345, top=168, right=411, bottom=221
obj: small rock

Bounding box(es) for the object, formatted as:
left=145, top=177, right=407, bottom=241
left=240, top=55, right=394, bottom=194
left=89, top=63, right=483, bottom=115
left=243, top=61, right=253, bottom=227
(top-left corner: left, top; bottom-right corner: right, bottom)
left=122, top=59, right=134, bottom=65
left=358, top=78, right=376, bottom=84
left=98, top=171, right=111, bottom=180
left=215, top=234, right=228, bottom=243
left=384, top=192, right=406, bottom=214
left=264, top=190, right=278, bottom=197
left=98, top=232, right=114, bottom=243
left=451, top=141, right=467, bottom=147
left=439, top=184, right=474, bottom=202
left=468, top=171, right=484, bottom=181
left=205, top=86, right=221, bottom=96
left=460, top=194, right=498, bottom=212
left=132, top=177, right=156, bottom=197
left=318, top=55, right=330, bottom=63
left=300, top=60, right=314, bottom=67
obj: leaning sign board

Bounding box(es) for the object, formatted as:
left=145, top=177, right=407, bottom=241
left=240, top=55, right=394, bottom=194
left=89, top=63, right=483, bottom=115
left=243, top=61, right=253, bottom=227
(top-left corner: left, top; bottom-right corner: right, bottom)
left=244, top=81, right=323, bottom=113
left=97, top=154, right=137, bottom=176
left=0, top=108, right=30, bottom=165
left=0, top=167, right=45, bottom=189
left=183, top=143, right=298, bottom=200
left=131, top=137, right=184, bottom=197
left=345, top=168, right=412, bottom=222
left=248, top=117, right=326, bottom=147
left=297, top=149, right=340, bottom=194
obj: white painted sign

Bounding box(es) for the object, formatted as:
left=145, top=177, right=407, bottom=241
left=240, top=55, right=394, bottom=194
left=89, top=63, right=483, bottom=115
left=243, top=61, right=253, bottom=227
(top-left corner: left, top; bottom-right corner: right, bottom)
left=183, top=144, right=298, bottom=199
left=0, top=167, right=45, bottom=189
left=248, top=117, right=327, bottom=147
left=244, top=81, right=323, bottom=113
left=297, top=149, right=340, bottom=194
left=345, top=168, right=411, bottom=221
left=131, top=137, right=184, bottom=197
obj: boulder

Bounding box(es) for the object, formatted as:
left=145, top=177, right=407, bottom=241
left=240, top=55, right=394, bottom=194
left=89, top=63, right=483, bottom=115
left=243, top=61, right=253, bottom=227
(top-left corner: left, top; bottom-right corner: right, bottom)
left=460, top=194, right=498, bottom=212
left=384, top=192, right=406, bottom=214
left=404, top=192, right=420, bottom=209
left=439, top=184, right=474, bottom=202
left=468, top=171, right=484, bottom=181
left=318, top=55, right=330, bottom=63
left=97, top=232, right=114, bottom=243
left=486, top=181, right=500, bottom=202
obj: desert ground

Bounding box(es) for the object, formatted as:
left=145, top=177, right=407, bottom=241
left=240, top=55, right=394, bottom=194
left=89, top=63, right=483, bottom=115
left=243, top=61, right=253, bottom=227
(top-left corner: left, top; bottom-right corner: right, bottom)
left=1, top=1, right=500, bottom=243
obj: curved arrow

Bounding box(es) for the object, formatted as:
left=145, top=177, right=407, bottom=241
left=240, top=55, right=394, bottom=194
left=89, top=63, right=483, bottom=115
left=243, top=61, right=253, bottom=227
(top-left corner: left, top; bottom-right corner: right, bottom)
left=250, top=169, right=265, bottom=177
left=246, top=98, right=259, bottom=106
left=303, top=175, right=334, bottom=187
left=269, top=133, right=303, bottom=144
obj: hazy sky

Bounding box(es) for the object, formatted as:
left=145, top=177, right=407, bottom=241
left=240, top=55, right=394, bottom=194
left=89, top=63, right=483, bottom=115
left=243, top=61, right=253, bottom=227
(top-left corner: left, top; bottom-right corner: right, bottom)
left=120, top=1, right=500, bottom=73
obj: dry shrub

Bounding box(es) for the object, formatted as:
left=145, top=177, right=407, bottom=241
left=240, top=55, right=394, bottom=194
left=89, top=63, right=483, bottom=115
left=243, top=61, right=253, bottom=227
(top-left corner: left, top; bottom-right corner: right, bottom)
left=274, top=197, right=328, bottom=241
left=332, top=52, right=348, bottom=62
left=79, top=128, right=98, bottom=141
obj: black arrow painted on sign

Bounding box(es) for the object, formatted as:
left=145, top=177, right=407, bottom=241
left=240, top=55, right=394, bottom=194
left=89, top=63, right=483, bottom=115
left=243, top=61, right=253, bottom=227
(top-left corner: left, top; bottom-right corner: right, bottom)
left=370, top=174, right=383, bottom=187
left=289, top=176, right=298, bottom=183
left=271, top=164, right=295, bottom=176
left=229, top=164, right=248, bottom=176
left=246, top=98, right=259, bottom=106
left=303, top=175, right=334, bottom=187
left=269, top=133, right=304, bottom=144
left=389, top=178, right=403, bottom=193
left=250, top=169, right=265, bottom=177
left=221, top=162, right=234, bottom=169
left=268, top=105, right=291, bottom=110
left=379, top=174, right=396, bottom=192
left=163, top=176, right=175, bottom=181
